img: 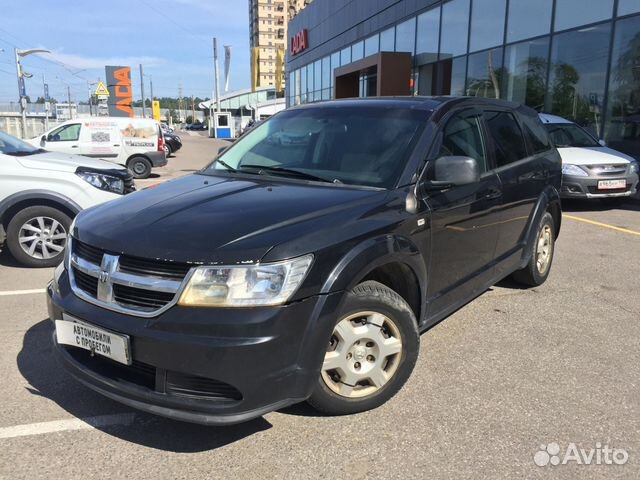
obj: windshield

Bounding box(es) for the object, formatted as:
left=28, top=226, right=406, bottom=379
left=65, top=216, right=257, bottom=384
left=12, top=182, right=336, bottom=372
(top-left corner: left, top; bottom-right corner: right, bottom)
left=204, top=106, right=427, bottom=188
left=545, top=123, right=600, bottom=148
left=0, top=131, right=42, bottom=156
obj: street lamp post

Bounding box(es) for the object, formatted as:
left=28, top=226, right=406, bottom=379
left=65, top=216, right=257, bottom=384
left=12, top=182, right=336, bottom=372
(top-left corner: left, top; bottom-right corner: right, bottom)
left=14, top=48, right=50, bottom=138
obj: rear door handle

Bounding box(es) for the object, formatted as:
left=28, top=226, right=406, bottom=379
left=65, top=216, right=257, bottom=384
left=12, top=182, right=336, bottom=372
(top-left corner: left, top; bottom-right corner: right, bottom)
left=71, top=145, right=79, bottom=148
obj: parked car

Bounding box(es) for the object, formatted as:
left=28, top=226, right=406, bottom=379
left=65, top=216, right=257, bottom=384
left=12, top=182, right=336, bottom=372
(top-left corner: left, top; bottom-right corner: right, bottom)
left=160, top=122, right=174, bottom=134
left=189, top=122, right=208, bottom=131
left=29, top=117, right=167, bottom=179
left=49, top=98, right=562, bottom=425
left=540, top=114, right=639, bottom=201
left=0, top=130, right=135, bottom=267
left=163, top=131, right=182, bottom=156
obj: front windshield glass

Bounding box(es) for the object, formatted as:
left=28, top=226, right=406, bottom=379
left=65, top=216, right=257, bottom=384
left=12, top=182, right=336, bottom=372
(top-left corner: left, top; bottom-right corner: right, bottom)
left=0, top=131, right=42, bottom=156
left=205, top=106, right=428, bottom=188
left=545, top=123, right=600, bottom=148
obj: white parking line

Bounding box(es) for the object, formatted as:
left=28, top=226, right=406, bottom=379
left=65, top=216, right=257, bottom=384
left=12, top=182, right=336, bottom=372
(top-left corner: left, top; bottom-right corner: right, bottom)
left=0, top=288, right=46, bottom=297
left=0, top=413, right=136, bottom=439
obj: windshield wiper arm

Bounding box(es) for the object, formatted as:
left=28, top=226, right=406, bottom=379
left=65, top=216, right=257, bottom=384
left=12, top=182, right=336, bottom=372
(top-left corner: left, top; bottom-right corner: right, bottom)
left=239, top=164, right=333, bottom=183
left=215, top=159, right=237, bottom=172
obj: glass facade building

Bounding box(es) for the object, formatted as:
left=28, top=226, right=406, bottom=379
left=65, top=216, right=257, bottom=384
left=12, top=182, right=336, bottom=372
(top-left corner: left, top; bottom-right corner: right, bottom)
left=286, top=0, right=640, bottom=159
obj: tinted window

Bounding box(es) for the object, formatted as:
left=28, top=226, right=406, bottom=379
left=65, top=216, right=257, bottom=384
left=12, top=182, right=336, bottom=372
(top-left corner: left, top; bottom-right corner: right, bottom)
left=503, top=37, right=550, bottom=111
left=395, top=18, right=416, bottom=54
left=440, top=0, right=470, bottom=58
left=618, top=0, right=640, bottom=16
left=0, top=131, right=41, bottom=155
left=438, top=112, right=488, bottom=172
left=548, top=23, right=611, bottom=136
left=380, top=27, right=395, bottom=51
left=470, top=0, right=506, bottom=52
left=365, top=34, right=379, bottom=57
left=352, top=41, right=364, bottom=62
left=506, top=0, right=553, bottom=43
left=466, top=47, right=503, bottom=98
left=483, top=111, right=528, bottom=166
left=554, top=0, right=614, bottom=32
left=520, top=114, right=552, bottom=153
left=48, top=124, right=81, bottom=142
left=209, top=107, right=427, bottom=189
left=416, top=7, right=440, bottom=63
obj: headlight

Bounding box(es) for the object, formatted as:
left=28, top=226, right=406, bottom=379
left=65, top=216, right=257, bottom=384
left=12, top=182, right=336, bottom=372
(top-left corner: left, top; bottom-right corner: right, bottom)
left=562, top=164, right=588, bottom=177
left=630, top=161, right=639, bottom=174
left=178, top=254, right=313, bottom=307
left=76, top=170, right=124, bottom=194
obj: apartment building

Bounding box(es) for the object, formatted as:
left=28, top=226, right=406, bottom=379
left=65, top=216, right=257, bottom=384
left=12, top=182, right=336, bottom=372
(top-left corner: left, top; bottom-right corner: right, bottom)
left=249, top=0, right=312, bottom=91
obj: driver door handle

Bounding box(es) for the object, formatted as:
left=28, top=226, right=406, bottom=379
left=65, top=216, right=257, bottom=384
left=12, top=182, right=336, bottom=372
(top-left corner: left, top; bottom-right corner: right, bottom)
left=485, top=187, right=501, bottom=200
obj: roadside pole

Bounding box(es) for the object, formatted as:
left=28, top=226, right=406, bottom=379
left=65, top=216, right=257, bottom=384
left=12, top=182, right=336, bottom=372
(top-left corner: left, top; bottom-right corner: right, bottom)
left=42, top=74, right=49, bottom=131
left=139, top=64, right=146, bottom=118
left=14, top=48, right=27, bottom=138
left=67, top=86, right=72, bottom=120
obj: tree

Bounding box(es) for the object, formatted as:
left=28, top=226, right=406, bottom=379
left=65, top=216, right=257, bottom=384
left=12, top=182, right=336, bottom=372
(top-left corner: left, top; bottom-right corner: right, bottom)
left=185, top=115, right=193, bottom=124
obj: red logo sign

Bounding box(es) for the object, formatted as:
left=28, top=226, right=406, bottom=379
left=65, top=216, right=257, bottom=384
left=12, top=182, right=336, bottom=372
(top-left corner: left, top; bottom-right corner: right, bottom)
left=291, top=29, right=308, bottom=56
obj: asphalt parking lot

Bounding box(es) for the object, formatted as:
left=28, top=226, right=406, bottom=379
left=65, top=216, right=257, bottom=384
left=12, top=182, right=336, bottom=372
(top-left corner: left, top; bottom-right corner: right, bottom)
left=1, top=135, right=639, bottom=479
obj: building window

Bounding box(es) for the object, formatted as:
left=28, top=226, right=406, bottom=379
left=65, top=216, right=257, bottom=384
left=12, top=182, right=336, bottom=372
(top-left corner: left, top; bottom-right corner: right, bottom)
left=554, top=0, right=614, bottom=32
left=300, top=66, right=307, bottom=103
left=502, top=37, right=550, bottom=111
left=322, top=56, right=331, bottom=100
left=416, top=7, right=441, bottom=64
left=548, top=22, right=612, bottom=135
left=314, top=59, right=322, bottom=101
left=351, top=41, right=365, bottom=62
left=618, top=0, right=640, bottom=16
left=380, top=26, right=395, bottom=51
left=340, top=46, right=351, bottom=66
left=395, top=18, right=416, bottom=54
left=330, top=51, right=340, bottom=96
left=440, top=0, right=470, bottom=59
left=604, top=14, right=640, bottom=157
left=469, top=0, right=506, bottom=52
left=365, top=34, right=379, bottom=57
left=506, top=0, right=553, bottom=44
left=307, top=62, right=314, bottom=98
left=466, top=47, right=503, bottom=98
left=448, top=56, right=468, bottom=95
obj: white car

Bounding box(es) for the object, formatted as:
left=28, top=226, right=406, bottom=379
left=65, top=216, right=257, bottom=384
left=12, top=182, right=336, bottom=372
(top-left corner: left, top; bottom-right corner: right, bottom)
left=540, top=114, right=639, bottom=201
left=29, top=117, right=167, bottom=179
left=0, top=131, right=135, bottom=267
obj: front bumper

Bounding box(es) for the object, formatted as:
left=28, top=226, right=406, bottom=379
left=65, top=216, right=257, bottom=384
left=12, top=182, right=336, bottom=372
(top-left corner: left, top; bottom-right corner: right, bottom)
left=561, top=172, right=638, bottom=199
left=48, top=269, right=344, bottom=425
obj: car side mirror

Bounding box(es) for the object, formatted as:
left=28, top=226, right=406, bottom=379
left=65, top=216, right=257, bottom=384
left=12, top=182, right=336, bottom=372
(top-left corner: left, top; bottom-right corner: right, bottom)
left=40, top=135, right=46, bottom=145
left=425, top=156, right=481, bottom=190
left=217, top=145, right=228, bottom=156
left=599, top=139, right=607, bottom=147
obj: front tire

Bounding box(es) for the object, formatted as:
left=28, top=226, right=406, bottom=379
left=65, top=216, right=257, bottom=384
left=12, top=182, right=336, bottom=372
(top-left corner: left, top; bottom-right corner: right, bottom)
left=307, top=281, right=419, bottom=416
left=6, top=206, right=71, bottom=268
left=128, top=156, right=152, bottom=179
left=511, top=211, right=556, bottom=287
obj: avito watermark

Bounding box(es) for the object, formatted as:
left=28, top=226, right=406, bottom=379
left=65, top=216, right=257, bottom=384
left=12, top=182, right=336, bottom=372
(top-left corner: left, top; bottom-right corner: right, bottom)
left=534, top=442, right=629, bottom=467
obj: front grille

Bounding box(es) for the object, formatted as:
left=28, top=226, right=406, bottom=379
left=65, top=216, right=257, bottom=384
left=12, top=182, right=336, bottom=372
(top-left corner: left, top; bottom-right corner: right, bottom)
left=64, top=346, right=242, bottom=402
left=586, top=164, right=628, bottom=176
left=70, top=239, right=191, bottom=316
left=65, top=346, right=156, bottom=390
left=113, top=284, right=175, bottom=311
left=166, top=371, right=243, bottom=401
left=73, top=268, right=98, bottom=296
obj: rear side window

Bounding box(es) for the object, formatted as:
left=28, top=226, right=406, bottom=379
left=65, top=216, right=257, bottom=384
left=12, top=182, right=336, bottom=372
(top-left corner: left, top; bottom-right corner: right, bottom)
left=437, top=113, right=488, bottom=173
left=520, top=114, right=552, bottom=154
left=483, top=111, right=528, bottom=167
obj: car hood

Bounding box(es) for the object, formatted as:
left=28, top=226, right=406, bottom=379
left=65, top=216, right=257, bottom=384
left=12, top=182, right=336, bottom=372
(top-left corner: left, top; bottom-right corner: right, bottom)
left=15, top=150, right=125, bottom=173
left=558, top=146, right=635, bottom=166
left=74, top=174, right=386, bottom=264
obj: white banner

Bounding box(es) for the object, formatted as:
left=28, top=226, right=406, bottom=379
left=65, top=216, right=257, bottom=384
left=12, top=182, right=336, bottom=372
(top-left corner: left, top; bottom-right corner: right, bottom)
left=224, top=46, right=231, bottom=92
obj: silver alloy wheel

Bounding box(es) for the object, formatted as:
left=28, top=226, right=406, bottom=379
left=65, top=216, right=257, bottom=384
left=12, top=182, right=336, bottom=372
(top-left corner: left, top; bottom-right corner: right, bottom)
left=536, top=224, right=553, bottom=275
left=18, top=216, right=67, bottom=260
left=163, top=144, right=170, bottom=156
left=321, top=311, right=403, bottom=398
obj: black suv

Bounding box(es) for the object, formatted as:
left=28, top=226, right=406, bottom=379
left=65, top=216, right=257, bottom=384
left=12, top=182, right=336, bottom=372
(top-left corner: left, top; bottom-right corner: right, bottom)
left=47, top=98, right=562, bottom=425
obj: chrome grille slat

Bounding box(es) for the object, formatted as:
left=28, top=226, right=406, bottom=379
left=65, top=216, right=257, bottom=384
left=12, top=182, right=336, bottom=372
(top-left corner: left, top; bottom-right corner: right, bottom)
left=69, top=238, right=192, bottom=317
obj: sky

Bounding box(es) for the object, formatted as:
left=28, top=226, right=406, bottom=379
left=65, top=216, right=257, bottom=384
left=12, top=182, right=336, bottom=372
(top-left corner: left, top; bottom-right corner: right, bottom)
left=0, top=0, right=251, bottom=104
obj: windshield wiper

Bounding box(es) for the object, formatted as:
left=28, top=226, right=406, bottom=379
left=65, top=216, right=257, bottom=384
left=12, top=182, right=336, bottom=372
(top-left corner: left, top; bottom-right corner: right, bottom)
left=238, top=164, right=334, bottom=183
left=215, top=159, right=237, bottom=172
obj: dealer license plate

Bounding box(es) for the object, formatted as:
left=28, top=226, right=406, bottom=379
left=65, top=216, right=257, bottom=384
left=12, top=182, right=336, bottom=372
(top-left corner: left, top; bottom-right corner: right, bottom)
left=55, top=316, right=131, bottom=365
left=598, top=179, right=626, bottom=190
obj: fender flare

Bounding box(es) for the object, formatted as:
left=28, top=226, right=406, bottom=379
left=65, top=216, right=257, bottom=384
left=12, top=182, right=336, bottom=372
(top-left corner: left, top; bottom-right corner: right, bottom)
left=0, top=190, right=82, bottom=224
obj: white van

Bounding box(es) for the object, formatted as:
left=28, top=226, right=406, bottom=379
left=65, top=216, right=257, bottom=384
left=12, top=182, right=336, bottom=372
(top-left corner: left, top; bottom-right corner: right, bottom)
left=30, top=117, right=167, bottom=179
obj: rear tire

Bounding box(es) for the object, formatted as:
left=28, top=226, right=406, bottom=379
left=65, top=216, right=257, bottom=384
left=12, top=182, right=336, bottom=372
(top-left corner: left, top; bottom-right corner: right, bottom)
left=307, top=281, right=419, bottom=416
left=511, top=212, right=555, bottom=287
left=6, top=206, right=71, bottom=268
left=128, top=156, right=152, bottom=179
left=164, top=144, right=172, bottom=157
